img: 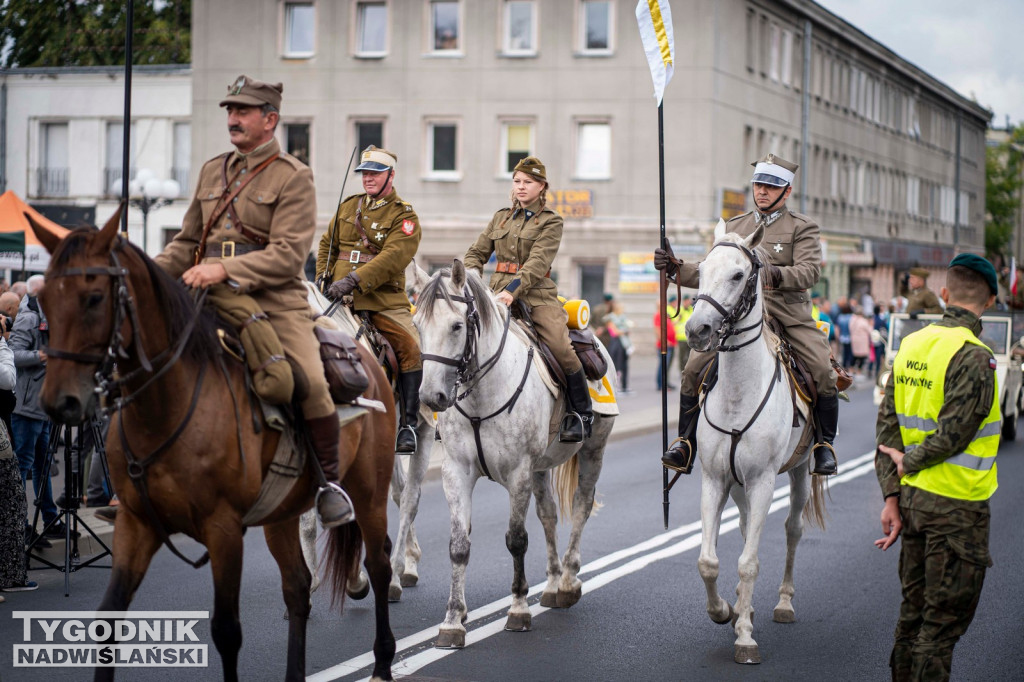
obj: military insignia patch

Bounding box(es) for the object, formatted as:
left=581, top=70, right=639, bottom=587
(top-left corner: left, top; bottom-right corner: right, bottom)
left=990, top=357, right=997, bottom=370
left=231, top=76, right=246, bottom=95
left=402, top=220, right=416, bottom=235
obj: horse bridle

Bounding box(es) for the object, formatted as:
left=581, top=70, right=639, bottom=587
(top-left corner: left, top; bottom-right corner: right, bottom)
left=419, top=281, right=533, bottom=481
left=692, top=241, right=764, bottom=353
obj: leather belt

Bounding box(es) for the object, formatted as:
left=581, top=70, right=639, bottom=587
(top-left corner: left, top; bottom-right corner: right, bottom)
left=339, top=249, right=376, bottom=264
left=496, top=261, right=549, bottom=277
left=205, top=241, right=265, bottom=258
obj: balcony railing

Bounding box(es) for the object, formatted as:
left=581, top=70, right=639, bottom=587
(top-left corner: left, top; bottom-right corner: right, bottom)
left=104, top=167, right=137, bottom=197
left=36, top=168, right=68, bottom=197
left=172, top=167, right=190, bottom=196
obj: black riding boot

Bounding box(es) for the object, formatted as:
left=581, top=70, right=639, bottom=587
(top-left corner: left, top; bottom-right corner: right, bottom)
left=662, top=393, right=699, bottom=474
left=395, top=370, right=423, bottom=454
left=559, top=369, right=594, bottom=443
left=812, top=393, right=839, bottom=476
left=307, top=414, right=356, bottom=528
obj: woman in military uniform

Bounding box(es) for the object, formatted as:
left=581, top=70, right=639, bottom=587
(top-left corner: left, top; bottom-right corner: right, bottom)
left=463, top=157, right=593, bottom=442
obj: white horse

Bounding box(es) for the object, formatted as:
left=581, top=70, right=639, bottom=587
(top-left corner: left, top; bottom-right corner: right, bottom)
left=412, top=260, right=615, bottom=648
left=684, top=220, right=827, bottom=665
left=301, top=282, right=433, bottom=603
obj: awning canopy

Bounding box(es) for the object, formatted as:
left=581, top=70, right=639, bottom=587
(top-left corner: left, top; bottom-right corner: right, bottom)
left=0, top=190, right=70, bottom=272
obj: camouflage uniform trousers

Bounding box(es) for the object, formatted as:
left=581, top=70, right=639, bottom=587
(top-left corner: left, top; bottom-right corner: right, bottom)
left=890, top=503, right=989, bottom=682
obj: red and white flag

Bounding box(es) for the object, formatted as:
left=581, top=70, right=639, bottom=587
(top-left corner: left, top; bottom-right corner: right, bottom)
left=1011, top=257, right=1018, bottom=296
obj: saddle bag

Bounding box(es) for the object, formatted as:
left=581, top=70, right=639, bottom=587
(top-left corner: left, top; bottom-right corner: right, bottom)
left=569, top=329, right=608, bottom=381
left=831, top=355, right=853, bottom=392
left=314, top=325, right=370, bottom=404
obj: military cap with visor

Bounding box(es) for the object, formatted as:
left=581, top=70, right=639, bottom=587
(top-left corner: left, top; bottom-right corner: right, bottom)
left=909, top=267, right=931, bottom=279
left=219, top=75, right=283, bottom=110
left=355, top=145, right=398, bottom=172
left=751, top=153, right=798, bottom=188
left=949, top=254, right=998, bottom=295
left=513, top=156, right=547, bottom=182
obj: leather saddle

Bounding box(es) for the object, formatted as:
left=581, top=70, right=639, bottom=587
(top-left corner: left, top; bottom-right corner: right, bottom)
left=512, top=301, right=607, bottom=391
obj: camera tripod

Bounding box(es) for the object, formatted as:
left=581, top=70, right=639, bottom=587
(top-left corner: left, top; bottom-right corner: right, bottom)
left=26, top=419, right=112, bottom=596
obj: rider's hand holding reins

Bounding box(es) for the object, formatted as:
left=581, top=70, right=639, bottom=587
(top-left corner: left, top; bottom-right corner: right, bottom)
left=496, top=291, right=514, bottom=307
left=654, top=241, right=680, bottom=280
left=763, top=263, right=782, bottom=288
left=327, top=272, right=360, bottom=300
left=182, top=262, right=228, bottom=289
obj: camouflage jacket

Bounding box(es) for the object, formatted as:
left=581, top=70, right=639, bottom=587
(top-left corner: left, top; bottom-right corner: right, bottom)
left=875, top=305, right=994, bottom=515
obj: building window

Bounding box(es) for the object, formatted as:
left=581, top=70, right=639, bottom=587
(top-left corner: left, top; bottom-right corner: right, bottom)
left=503, top=0, right=537, bottom=55
left=426, top=120, right=460, bottom=179
left=780, top=29, right=792, bottom=86
left=500, top=120, right=534, bottom=175
left=172, top=122, right=190, bottom=196
left=105, top=121, right=136, bottom=197
left=356, top=1, right=387, bottom=56
left=430, top=0, right=461, bottom=52
left=355, top=120, right=385, bottom=153
left=579, top=0, right=613, bottom=54
left=38, top=122, right=69, bottom=197
left=579, top=263, right=606, bottom=312
left=768, top=24, right=780, bottom=82
left=283, top=2, right=315, bottom=58
left=745, top=9, right=756, bottom=73
left=575, top=120, right=611, bottom=180
left=284, top=123, right=311, bottom=167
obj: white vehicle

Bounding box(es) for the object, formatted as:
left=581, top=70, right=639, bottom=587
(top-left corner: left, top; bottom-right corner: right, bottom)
left=873, top=313, right=1023, bottom=442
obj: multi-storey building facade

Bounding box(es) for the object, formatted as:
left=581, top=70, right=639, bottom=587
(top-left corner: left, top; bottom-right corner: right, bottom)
left=0, top=66, right=192, bottom=257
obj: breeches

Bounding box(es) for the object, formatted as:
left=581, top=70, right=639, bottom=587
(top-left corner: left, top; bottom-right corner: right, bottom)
left=369, top=308, right=422, bottom=372
left=531, top=303, right=582, bottom=373
left=266, top=310, right=334, bottom=419
left=891, top=506, right=989, bottom=682
left=679, top=318, right=836, bottom=397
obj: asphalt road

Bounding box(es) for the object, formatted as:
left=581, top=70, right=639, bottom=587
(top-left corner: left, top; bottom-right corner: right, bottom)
left=3, top=386, right=1023, bottom=681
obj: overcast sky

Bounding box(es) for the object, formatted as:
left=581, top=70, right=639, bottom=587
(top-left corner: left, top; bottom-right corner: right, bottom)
left=816, top=0, right=1023, bottom=128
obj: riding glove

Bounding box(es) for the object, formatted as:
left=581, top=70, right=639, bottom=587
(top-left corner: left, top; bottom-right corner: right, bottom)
left=764, top=264, right=782, bottom=288
left=654, top=243, right=680, bottom=279
left=327, top=272, right=361, bottom=300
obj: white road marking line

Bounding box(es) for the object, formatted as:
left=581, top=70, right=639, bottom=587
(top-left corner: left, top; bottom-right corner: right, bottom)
left=308, top=449, right=878, bottom=681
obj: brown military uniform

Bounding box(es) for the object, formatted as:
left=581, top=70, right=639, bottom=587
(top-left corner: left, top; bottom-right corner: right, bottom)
left=464, top=200, right=581, bottom=372
left=676, top=206, right=837, bottom=397
left=317, top=190, right=422, bottom=371
left=156, top=137, right=334, bottom=418
left=905, top=287, right=943, bottom=315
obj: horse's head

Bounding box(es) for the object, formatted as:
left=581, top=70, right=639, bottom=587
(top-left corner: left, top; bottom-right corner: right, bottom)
left=414, top=258, right=499, bottom=411
left=686, top=218, right=766, bottom=353
left=26, top=207, right=129, bottom=423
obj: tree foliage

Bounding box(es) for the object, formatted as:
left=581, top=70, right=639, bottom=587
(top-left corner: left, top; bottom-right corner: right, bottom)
left=0, top=0, right=190, bottom=68
left=985, top=125, right=1024, bottom=261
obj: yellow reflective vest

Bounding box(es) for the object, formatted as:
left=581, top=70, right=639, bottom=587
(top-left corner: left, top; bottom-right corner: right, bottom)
left=893, top=324, right=999, bottom=501
left=668, top=304, right=692, bottom=341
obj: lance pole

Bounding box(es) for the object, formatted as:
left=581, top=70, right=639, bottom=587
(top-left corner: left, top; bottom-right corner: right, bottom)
left=658, top=101, right=671, bottom=530
left=120, top=1, right=134, bottom=235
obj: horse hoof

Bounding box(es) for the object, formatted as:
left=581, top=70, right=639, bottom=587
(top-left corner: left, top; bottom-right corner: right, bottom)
left=709, top=603, right=735, bottom=625
left=539, top=592, right=558, bottom=608
left=734, top=644, right=761, bottom=664
left=772, top=606, right=795, bottom=623
left=435, top=628, right=465, bottom=649
left=504, top=612, right=532, bottom=632
left=400, top=573, right=418, bottom=588
left=555, top=583, right=583, bottom=608
left=387, top=583, right=403, bottom=602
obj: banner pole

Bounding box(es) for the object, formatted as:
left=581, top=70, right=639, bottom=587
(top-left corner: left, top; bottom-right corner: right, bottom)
left=658, top=101, right=670, bottom=530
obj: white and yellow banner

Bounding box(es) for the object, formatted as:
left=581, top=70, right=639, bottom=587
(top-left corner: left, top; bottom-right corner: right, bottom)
left=635, top=0, right=675, bottom=105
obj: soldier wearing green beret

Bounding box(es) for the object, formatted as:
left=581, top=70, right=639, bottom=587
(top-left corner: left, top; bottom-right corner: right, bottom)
left=902, top=267, right=944, bottom=315
left=464, top=156, right=594, bottom=442
left=875, top=253, right=1000, bottom=681
left=157, top=74, right=353, bottom=527
left=655, top=154, right=839, bottom=476
left=317, top=146, right=423, bottom=454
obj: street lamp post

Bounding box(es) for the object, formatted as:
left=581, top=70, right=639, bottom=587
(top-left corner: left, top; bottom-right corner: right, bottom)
left=111, top=168, right=180, bottom=254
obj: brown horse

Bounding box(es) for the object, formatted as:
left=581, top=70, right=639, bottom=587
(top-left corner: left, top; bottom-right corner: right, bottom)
left=29, top=208, right=397, bottom=682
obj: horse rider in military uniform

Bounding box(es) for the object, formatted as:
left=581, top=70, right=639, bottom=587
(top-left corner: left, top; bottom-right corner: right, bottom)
left=317, top=146, right=423, bottom=454
left=655, top=154, right=839, bottom=476
left=875, top=254, right=1000, bottom=682
left=464, top=156, right=593, bottom=442
left=156, top=75, right=353, bottom=528
left=902, top=268, right=944, bottom=315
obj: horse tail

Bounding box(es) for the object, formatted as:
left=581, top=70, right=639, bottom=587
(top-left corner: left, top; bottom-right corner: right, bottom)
left=322, top=521, right=363, bottom=611
left=553, top=454, right=580, bottom=523
left=802, top=474, right=828, bottom=530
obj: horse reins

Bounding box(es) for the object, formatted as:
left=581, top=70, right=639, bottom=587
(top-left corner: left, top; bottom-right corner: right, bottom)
left=692, top=241, right=765, bottom=353
left=420, top=282, right=533, bottom=481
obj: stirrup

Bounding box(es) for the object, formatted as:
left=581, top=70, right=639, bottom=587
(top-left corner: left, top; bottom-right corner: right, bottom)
left=558, top=412, right=587, bottom=443
left=811, top=441, right=837, bottom=476
left=662, top=437, right=695, bottom=474
left=316, top=482, right=355, bottom=528
left=395, top=424, right=418, bottom=454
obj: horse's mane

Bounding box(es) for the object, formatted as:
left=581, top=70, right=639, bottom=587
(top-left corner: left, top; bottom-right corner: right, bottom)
left=712, top=231, right=772, bottom=279
left=416, top=266, right=499, bottom=331
left=50, top=227, right=222, bottom=366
